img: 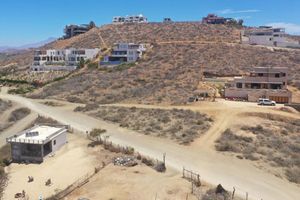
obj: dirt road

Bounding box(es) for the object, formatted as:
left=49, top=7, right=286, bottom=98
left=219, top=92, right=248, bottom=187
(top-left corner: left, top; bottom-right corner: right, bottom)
left=0, top=90, right=299, bottom=200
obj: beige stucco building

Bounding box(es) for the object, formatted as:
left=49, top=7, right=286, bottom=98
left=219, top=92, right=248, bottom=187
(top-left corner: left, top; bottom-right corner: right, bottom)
left=225, top=67, right=292, bottom=103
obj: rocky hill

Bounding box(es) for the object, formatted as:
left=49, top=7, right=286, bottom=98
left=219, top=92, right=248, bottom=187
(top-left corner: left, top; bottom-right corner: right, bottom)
left=1, top=22, right=300, bottom=104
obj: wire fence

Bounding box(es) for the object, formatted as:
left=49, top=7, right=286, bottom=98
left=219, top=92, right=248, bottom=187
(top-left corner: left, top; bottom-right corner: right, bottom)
left=182, top=167, right=263, bottom=200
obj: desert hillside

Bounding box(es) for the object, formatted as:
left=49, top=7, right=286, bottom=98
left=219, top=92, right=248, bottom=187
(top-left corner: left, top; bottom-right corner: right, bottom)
left=1, top=22, right=300, bottom=104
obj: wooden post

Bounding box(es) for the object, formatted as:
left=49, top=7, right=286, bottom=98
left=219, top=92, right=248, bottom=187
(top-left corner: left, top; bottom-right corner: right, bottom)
left=197, top=174, right=201, bottom=187
left=232, top=187, right=235, bottom=200
left=245, top=192, right=248, bottom=200
left=186, top=193, right=189, bottom=200
left=191, top=181, right=194, bottom=194
left=183, top=167, right=185, bottom=178
left=163, top=153, right=166, bottom=165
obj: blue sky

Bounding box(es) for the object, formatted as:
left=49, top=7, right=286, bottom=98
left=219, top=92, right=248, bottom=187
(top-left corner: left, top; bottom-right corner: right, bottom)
left=1, top=0, right=300, bottom=46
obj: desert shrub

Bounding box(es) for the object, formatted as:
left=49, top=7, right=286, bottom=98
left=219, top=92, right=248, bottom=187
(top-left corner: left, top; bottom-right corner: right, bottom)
left=285, top=168, right=300, bottom=184
left=202, top=184, right=230, bottom=200
left=74, top=103, right=99, bottom=112
left=8, top=107, right=30, bottom=122
left=66, top=96, right=84, bottom=103
left=8, top=86, right=34, bottom=94
left=0, top=99, right=12, bottom=113
left=87, top=106, right=212, bottom=144
left=154, top=162, right=166, bottom=173
left=141, top=157, right=154, bottom=167
left=215, top=129, right=253, bottom=153
left=33, top=116, right=60, bottom=125
left=89, top=128, right=107, bottom=141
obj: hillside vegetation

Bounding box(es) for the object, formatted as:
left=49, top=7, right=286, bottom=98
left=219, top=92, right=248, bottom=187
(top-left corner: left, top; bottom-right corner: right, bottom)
left=1, top=22, right=300, bottom=104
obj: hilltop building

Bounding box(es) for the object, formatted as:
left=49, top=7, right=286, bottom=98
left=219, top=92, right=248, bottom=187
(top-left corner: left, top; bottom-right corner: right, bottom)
left=225, top=67, right=292, bottom=103
left=100, top=43, right=146, bottom=65
left=7, top=125, right=68, bottom=163
left=163, top=18, right=173, bottom=23
left=202, top=14, right=243, bottom=26
left=202, top=14, right=231, bottom=24
left=112, top=14, right=148, bottom=24
left=242, top=26, right=300, bottom=48
left=64, top=21, right=96, bottom=39
left=30, top=48, right=100, bottom=72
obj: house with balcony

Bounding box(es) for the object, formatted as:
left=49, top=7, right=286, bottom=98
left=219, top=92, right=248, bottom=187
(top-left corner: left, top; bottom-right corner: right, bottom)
left=112, top=14, right=148, bottom=24
left=7, top=125, right=68, bottom=163
left=30, top=48, right=100, bottom=72
left=64, top=21, right=96, bottom=39
left=100, top=43, right=146, bottom=66
left=225, top=67, right=292, bottom=103
left=242, top=26, right=300, bottom=48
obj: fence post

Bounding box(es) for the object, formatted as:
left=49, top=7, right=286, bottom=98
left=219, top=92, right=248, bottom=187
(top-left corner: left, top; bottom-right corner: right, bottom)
left=191, top=181, right=194, bottom=194
left=183, top=167, right=185, bottom=178
left=197, top=174, right=201, bottom=186
left=163, top=153, right=166, bottom=165
left=245, top=192, right=248, bottom=200
left=232, top=187, right=235, bottom=200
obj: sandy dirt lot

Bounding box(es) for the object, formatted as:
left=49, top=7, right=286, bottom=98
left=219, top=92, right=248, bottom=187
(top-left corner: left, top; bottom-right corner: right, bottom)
left=3, top=134, right=99, bottom=200
left=66, top=164, right=198, bottom=200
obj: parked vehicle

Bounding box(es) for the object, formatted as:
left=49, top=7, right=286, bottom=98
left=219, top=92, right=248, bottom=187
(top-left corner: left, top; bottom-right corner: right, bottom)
left=258, top=98, right=276, bottom=106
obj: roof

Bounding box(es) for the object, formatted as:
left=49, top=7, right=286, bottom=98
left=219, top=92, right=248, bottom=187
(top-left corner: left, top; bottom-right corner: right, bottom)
left=7, top=125, right=67, bottom=144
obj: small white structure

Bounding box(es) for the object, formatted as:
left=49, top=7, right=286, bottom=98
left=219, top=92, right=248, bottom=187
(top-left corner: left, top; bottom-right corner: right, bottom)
left=7, top=125, right=68, bottom=163
left=243, top=26, right=300, bottom=48
left=100, top=43, right=147, bottom=65
left=30, top=48, right=100, bottom=72
left=112, top=14, right=148, bottom=24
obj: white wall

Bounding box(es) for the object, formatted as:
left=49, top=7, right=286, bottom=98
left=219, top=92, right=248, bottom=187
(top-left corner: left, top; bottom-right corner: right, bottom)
left=51, top=131, right=67, bottom=153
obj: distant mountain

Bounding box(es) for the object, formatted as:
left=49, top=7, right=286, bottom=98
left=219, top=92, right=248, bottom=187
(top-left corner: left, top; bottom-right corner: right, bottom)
left=0, top=37, right=57, bottom=53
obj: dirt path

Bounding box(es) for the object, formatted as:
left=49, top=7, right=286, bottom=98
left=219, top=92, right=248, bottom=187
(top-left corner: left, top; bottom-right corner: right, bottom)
left=0, top=91, right=299, bottom=200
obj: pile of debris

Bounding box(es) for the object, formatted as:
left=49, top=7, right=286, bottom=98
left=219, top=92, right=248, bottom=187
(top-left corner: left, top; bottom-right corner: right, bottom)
left=113, top=156, right=137, bottom=167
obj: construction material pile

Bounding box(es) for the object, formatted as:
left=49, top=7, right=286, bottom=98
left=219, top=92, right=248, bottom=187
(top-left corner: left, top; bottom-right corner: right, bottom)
left=113, top=156, right=137, bottom=167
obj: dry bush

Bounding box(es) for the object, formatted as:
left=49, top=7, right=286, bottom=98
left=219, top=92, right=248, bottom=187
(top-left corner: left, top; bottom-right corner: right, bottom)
left=216, top=117, right=300, bottom=184
left=8, top=107, right=30, bottom=122
left=86, top=106, right=212, bottom=144
left=0, top=99, right=12, bottom=113
left=32, top=115, right=61, bottom=125
left=202, top=184, right=231, bottom=200
left=74, top=103, right=99, bottom=112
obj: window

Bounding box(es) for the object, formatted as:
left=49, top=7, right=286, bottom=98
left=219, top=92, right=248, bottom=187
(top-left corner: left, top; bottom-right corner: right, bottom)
left=275, top=73, right=280, bottom=78
left=236, top=83, right=243, bottom=88
left=258, top=73, right=264, bottom=77
left=53, top=140, right=56, bottom=145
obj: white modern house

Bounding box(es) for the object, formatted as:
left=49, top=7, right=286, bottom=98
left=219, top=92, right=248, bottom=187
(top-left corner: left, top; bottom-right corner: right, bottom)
left=7, top=125, right=68, bottom=163
left=100, top=43, right=147, bottom=65
left=30, top=48, right=100, bottom=72
left=112, top=14, right=148, bottom=24
left=242, top=26, right=300, bottom=48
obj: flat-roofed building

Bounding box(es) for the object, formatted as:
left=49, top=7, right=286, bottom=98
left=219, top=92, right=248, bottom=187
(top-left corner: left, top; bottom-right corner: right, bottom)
left=242, top=26, right=300, bottom=48
left=225, top=67, right=292, bottom=103
left=30, top=48, right=100, bottom=72
left=100, top=43, right=147, bottom=65
left=64, top=21, right=96, bottom=39
left=112, top=14, right=148, bottom=24
left=7, top=125, right=68, bottom=163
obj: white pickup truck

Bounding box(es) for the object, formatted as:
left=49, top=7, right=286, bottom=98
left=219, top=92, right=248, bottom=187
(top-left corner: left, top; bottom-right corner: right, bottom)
left=258, top=98, right=276, bottom=106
